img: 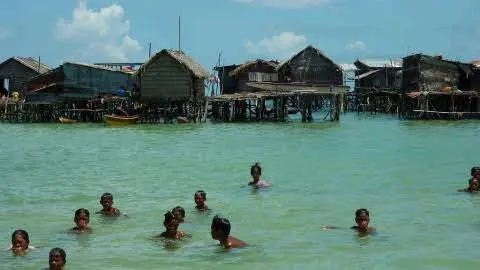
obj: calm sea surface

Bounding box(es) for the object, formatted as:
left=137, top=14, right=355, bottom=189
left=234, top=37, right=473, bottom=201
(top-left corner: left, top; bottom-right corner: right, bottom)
left=0, top=113, right=479, bottom=270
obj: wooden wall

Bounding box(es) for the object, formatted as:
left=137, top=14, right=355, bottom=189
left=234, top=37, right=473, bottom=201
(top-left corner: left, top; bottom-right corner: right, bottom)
left=0, top=59, right=41, bottom=93
left=140, top=54, right=200, bottom=101
left=215, top=65, right=238, bottom=94
left=402, top=55, right=463, bottom=92
left=470, top=68, right=480, bottom=91
left=278, top=48, right=342, bottom=85
left=355, top=68, right=401, bottom=89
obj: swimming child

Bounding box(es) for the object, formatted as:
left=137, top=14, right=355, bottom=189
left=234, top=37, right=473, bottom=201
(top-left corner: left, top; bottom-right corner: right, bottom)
left=469, top=166, right=480, bottom=183
left=351, top=208, right=376, bottom=234
left=157, top=211, right=188, bottom=240
left=48, top=248, right=66, bottom=270
left=96, top=193, right=121, bottom=217
left=211, top=215, right=247, bottom=249
left=69, top=208, right=92, bottom=233
left=172, top=206, right=185, bottom=223
left=10, top=230, right=35, bottom=255
left=459, top=178, right=480, bottom=193
left=194, top=190, right=209, bottom=211
left=248, top=162, right=271, bottom=188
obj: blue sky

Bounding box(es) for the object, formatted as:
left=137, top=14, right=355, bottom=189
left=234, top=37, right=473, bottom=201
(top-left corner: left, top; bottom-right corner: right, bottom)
left=0, top=0, right=478, bottom=72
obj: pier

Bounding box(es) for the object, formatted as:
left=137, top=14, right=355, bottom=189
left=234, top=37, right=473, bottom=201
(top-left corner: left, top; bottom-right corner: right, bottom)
left=210, top=83, right=347, bottom=122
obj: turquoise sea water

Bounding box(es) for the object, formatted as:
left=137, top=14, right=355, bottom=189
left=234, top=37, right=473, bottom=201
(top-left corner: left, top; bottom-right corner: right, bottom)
left=0, top=113, right=479, bottom=270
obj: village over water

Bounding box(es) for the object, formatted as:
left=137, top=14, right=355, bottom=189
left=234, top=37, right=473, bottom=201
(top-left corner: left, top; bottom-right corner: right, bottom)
left=0, top=45, right=479, bottom=125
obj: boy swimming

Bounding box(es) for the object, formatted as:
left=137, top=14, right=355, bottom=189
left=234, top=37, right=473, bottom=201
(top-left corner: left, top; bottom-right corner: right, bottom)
left=469, top=166, right=480, bottom=183
left=48, top=248, right=66, bottom=270
left=10, top=230, right=35, bottom=255
left=194, top=190, right=209, bottom=211
left=69, top=208, right=92, bottom=233
left=96, top=193, right=121, bottom=217
left=211, top=215, right=247, bottom=249
left=248, top=163, right=271, bottom=188
left=157, top=211, right=188, bottom=240
left=172, top=206, right=185, bottom=223
left=351, top=208, right=376, bottom=234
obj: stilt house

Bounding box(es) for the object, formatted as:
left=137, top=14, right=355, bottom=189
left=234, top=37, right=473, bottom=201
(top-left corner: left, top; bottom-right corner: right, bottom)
left=136, top=49, right=209, bottom=102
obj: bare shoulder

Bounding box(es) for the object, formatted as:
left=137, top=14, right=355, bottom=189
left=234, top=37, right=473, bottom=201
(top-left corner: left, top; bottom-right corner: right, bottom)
left=229, top=236, right=248, bottom=248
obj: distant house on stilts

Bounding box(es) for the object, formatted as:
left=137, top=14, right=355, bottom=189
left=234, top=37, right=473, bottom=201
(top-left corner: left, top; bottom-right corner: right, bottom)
left=136, top=49, right=210, bottom=121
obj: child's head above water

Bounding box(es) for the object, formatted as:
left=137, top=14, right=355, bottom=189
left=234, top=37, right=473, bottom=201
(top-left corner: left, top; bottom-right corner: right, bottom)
left=354, top=208, right=370, bottom=229
left=100, top=193, right=114, bottom=209
left=11, top=229, right=29, bottom=254
left=172, top=206, right=185, bottom=221
left=74, top=208, right=90, bottom=229
left=163, top=211, right=179, bottom=231
left=471, top=166, right=480, bottom=179
left=250, top=162, right=262, bottom=179
left=194, top=190, right=207, bottom=206
left=211, top=215, right=231, bottom=240
left=49, top=248, right=66, bottom=270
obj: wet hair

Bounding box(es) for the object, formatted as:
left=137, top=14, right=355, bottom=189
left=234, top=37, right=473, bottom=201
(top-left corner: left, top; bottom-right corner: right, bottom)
left=172, top=206, right=185, bottom=218
left=471, top=167, right=480, bottom=175
left=355, top=208, right=370, bottom=218
left=250, top=162, right=262, bottom=175
left=49, top=247, right=66, bottom=263
left=163, top=211, right=176, bottom=225
left=100, top=193, right=113, bottom=201
left=211, top=215, right=231, bottom=236
left=11, top=230, right=29, bottom=244
left=195, top=190, right=206, bottom=200
left=75, top=208, right=90, bottom=218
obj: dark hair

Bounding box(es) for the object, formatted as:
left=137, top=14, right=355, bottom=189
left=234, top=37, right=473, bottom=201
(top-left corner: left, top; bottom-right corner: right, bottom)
left=195, top=190, right=206, bottom=200
left=75, top=208, right=90, bottom=218
left=49, top=247, right=67, bottom=263
left=211, top=215, right=231, bottom=236
left=100, top=193, right=113, bottom=200
left=471, top=167, right=480, bottom=175
left=11, top=230, right=29, bottom=244
left=163, top=211, right=176, bottom=225
left=172, top=206, right=185, bottom=218
left=355, top=208, right=369, bottom=218
left=250, top=162, right=262, bottom=175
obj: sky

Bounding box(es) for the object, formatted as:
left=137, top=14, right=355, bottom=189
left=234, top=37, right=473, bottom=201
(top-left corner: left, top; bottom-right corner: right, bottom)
left=0, top=0, right=478, bottom=72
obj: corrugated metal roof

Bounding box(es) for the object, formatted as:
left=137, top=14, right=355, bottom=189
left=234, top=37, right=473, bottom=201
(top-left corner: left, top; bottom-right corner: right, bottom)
left=339, top=64, right=357, bottom=71
left=13, top=57, right=51, bottom=74
left=355, top=69, right=382, bottom=79
left=357, top=59, right=403, bottom=68
left=63, top=61, right=132, bottom=74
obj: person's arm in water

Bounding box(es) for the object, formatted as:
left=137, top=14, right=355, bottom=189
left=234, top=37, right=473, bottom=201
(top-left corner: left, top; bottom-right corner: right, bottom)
left=321, top=225, right=340, bottom=230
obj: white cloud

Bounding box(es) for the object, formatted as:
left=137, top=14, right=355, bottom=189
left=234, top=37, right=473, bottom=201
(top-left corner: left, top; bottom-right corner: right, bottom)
left=55, top=1, right=142, bottom=62
left=0, top=30, right=10, bottom=40
left=246, top=32, right=307, bottom=58
left=346, top=41, right=366, bottom=51
left=235, top=0, right=331, bottom=8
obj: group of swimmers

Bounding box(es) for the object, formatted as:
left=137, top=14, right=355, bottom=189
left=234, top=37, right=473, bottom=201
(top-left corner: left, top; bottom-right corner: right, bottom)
left=10, top=163, right=476, bottom=269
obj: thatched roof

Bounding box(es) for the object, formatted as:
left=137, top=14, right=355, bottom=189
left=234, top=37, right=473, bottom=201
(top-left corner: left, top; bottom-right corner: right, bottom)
left=277, top=45, right=340, bottom=71
left=137, top=49, right=209, bottom=78
left=229, top=59, right=278, bottom=76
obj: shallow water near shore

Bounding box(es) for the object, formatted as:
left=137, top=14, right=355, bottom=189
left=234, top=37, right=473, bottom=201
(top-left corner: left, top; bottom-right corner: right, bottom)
left=0, top=113, right=479, bottom=269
